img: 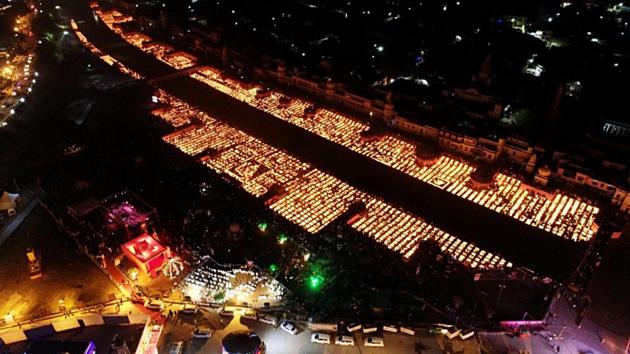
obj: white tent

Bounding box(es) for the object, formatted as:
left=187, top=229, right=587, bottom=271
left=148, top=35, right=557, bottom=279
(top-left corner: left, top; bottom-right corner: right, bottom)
left=0, top=191, right=19, bottom=214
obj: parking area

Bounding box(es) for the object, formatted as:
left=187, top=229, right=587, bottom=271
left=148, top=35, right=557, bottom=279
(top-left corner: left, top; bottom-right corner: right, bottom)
left=157, top=307, right=479, bottom=354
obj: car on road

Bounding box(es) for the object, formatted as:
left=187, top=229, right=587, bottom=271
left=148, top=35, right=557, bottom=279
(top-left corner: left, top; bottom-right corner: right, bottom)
left=280, top=321, right=298, bottom=335
left=258, top=314, right=278, bottom=326
left=335, top=334, right=355, bottom=346
left=144, top=299, right=164, bottom=311
left=169, top=341, right=184, bottom=354
left=180, top=303, right=198, bottom=314
left=364, top=335, right=384, bottom=347
left=192, top=327, right=213, bottom=339
left=310, top=333, right=331, bottom=344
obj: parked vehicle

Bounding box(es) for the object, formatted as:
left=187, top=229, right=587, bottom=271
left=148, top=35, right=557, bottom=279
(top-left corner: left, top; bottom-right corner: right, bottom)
left=169, top=341, right=184, bottom=354
left=310, top=333, right=331, bottom=344
left=280, top=321, right=298, bottom=335
left=192, top=327, right=213, bottom=339
left=218, top=307, right=234, bottom=317
left=460, top=329, right=475, bottom=340
left=347, top=322, right=362, bottom=332
left=144, top=299, right=164, bottom=311
left=335, top=335, right=355, bottom=346
left=180, top=303, right=198, bottom=314
left=258, top=314, right=278, bottom=326
left=383, top=324, right=398, bottom=333
left=364, top=336, right=384, bottom=347
left=362, top=324, right=378, bottom=334
left=242, top=309, right=258, bottom=320
left=400, top=326, right=416, bottom=336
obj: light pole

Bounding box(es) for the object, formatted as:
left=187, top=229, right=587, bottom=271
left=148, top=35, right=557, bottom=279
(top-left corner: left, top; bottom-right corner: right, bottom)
left=496, top=284, right=507, bottom=305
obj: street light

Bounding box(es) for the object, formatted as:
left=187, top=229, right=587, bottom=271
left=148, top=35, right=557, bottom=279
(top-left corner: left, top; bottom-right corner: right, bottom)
left=496, top=284, right=507, bottom=304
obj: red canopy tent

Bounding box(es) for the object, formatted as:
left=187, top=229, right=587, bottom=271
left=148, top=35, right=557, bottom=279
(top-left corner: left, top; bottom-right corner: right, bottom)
left=121, top=234, right=166, bottom=278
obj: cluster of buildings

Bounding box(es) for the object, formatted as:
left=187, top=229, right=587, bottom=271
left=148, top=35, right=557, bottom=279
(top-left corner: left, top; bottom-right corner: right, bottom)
left=68, top=190, right=174, bottom=284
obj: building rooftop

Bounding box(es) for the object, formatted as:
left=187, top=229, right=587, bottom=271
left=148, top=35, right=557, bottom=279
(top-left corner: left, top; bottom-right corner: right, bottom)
left=122, top=233, right=166, bottom=263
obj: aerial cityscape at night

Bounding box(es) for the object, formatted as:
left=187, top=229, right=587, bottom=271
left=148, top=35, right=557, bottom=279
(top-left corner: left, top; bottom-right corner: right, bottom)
left=0, top=0, right=629, bottom=353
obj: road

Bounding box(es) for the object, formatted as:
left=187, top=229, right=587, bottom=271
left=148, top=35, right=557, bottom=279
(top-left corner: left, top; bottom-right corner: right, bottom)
left=478, top=295, right=627, bottom=354
left=158, top=307, right=480, bottom=354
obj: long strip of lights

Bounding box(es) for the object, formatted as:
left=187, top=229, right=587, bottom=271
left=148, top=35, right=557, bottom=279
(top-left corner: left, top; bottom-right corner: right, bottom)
left=95, top=9, right=196, bottom=69
left=156, top=91, right=506, bottom=269
left=188, top=66, right=598, bottom=242
left=71, top=20, right=143, bottom=79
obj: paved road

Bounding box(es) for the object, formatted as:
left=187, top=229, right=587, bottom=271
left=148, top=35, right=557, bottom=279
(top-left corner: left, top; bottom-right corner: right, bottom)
left=157, top=307, right=480, bottom=354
